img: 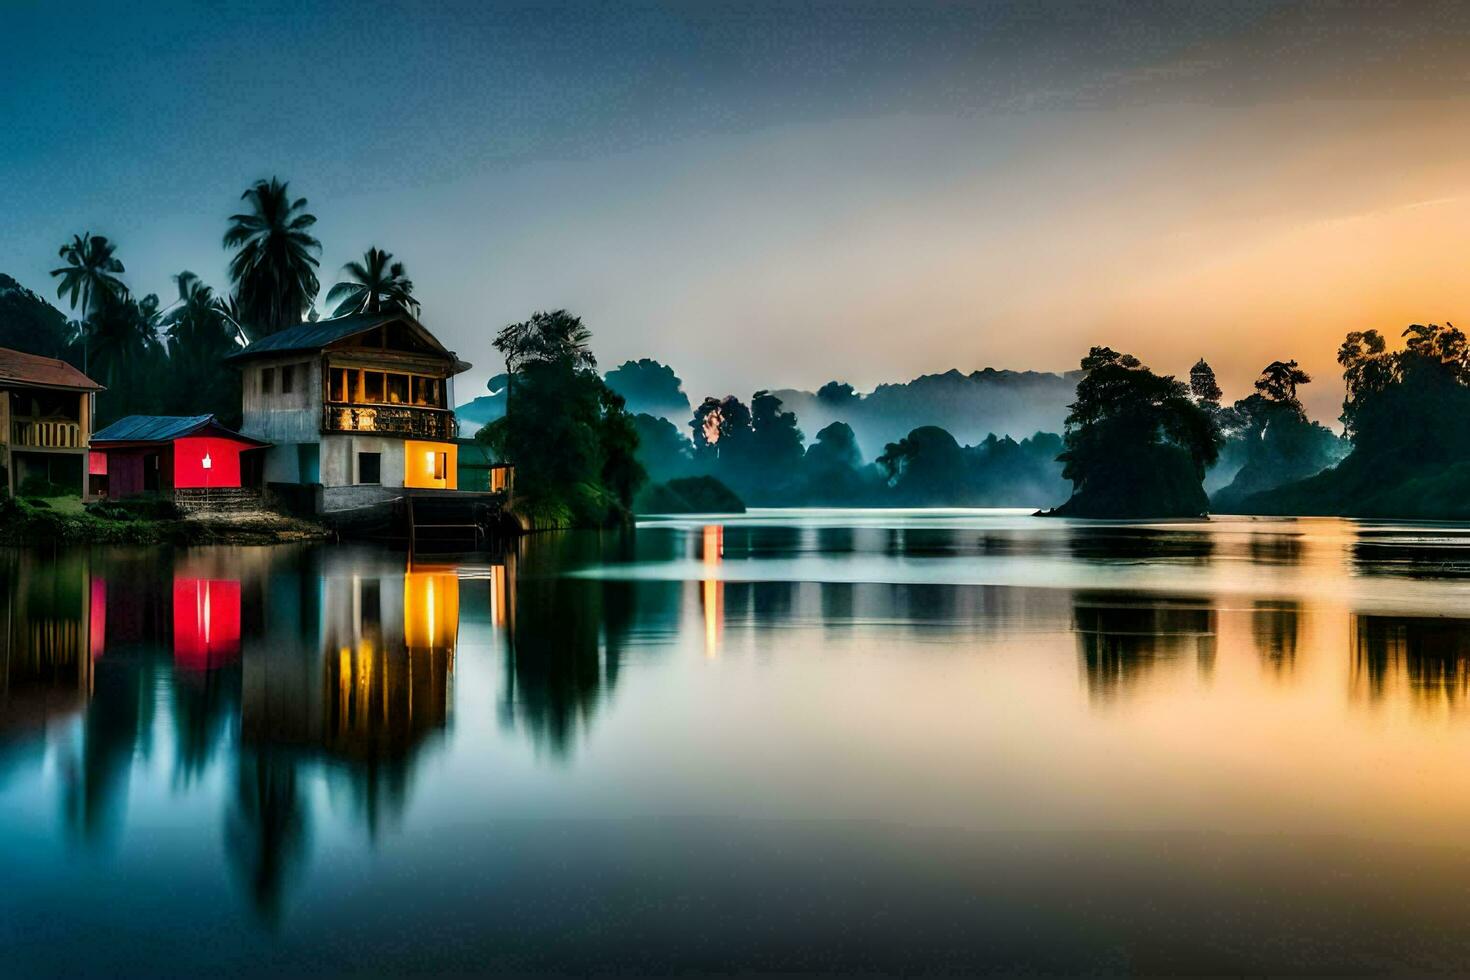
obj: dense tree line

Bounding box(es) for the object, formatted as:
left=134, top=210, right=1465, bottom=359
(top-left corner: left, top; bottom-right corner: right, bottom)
left=1245, top=323, right=1470, bottom=518
left=33, top=177, right=425, bottom=428
left=623, top=383, right=1070, bottom=511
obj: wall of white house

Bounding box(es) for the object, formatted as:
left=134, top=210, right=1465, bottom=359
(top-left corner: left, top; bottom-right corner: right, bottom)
left=240, top=355, right=321, bottom=445
left=319, top=434, right=406, bottom=488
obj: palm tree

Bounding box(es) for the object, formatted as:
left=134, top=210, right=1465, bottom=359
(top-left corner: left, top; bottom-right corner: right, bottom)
left=223, top=177, right=321, bottom=336
left=87, top=289, right=162, bottom=391
left=51, top=232, right=126, bottom=374
left=1254, top=359, right=1311, bottom=407
left=212, top=293, right=251, bottom=347
left=325, top=246, right=419, bottom=318
left=493, top=309, right=597, bottom=374
left=161, top=272, right=228, bottom=358
left=160, top=272, right=243, bottom=422
left=492, top=310, right=597, bottom=412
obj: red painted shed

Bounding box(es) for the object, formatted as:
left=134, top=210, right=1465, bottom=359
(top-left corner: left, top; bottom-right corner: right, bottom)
left=90, top=415, right=270, bottom=497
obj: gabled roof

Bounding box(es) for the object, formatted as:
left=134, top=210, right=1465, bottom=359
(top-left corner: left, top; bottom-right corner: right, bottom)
left=0, top=346, right=102, bottom=391
left=91, top=414, right=270, bottom=446
left=225, top=312, right=470, bottom=373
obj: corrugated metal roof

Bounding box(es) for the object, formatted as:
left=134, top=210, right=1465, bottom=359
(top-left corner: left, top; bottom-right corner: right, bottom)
left=225, top=312, right=472, bottom=375
left=225, top=313, right=398, bottom=361
left=0, top=346, right=102, bottom=391
left=92, top=414, right=218, bottom=443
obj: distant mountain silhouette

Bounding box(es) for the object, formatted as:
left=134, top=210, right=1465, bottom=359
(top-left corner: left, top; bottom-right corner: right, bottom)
left=771, top=368, right=1080, bottom=459
left=457, top=363, right=1078, bottom=459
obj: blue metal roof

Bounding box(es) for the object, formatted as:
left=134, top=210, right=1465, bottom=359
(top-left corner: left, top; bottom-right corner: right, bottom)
left=224, top=313, right=400, bottom=362
left=91, top=414, right=267, bottom=446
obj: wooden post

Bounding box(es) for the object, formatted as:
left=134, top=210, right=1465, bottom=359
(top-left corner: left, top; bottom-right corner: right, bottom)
left=408, top=495, right=417, bottom=553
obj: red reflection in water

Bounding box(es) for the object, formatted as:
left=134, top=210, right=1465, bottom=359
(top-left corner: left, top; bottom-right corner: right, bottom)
left=89, top=579, right=107, bottom=660
left=172, top=578, right=241, bottom=670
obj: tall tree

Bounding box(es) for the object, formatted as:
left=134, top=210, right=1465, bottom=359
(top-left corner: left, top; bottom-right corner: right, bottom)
left=750, top=390, right=804, bottom=473
left=690, top=395, right=751, bottom=460
left=160, top=272, right=243, bottom=424
left=1254, top=359, right=1311, bottom=412
left=85, top=288, right=168, bottom=424
left=1212, top=359, right=1343, bottom=510
left=51, top=232, right=126, bottom=374
left=325, top=246, right=419, bottom=318
left=493, top=309, right=596, bottom=375
left=1189, top=358, right=1222, bottom=405
left=51, top=232, right=126, bottom=318
left=223, top=177, right=321, bottom=336
left=479, top=311, right=642, bottom=526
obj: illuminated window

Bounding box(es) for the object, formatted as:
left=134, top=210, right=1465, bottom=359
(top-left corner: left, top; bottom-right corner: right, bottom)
left=260, top=366, right=274, bottom=395
left=387, top=374, right=409, bottom=404
left=357, top=452, right=381, bottom=485
left=364, top=372, right=384, bottom=403
left=434, top=452, right=447, bottom=480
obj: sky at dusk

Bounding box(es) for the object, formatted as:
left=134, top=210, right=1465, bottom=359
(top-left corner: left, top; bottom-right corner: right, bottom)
left=6, top=0, right=1470, bottom=423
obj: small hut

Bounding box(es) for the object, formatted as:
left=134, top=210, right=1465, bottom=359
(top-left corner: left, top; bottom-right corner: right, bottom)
left=90, top=414, right=270, bottom=501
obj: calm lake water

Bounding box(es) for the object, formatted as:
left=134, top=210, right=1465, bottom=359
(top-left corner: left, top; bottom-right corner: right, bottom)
left=7, top=509, right=1470, bottom=975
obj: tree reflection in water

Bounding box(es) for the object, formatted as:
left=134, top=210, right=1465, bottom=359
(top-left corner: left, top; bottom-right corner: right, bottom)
left=1352, top=614, right=1470, bottom=710
left=226, top=747, right=308, bottom=927
left=1073, top=593, right=1216, bottom=702
left=502, top=528, right=637, bottom=757
left=1252, top=600, right=1301, bottom=677
left=61, top=551, right=169, bottom=847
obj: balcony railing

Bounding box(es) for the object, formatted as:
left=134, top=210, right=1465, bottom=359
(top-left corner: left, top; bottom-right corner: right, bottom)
left=11, top=418, right=84, bottom=449
left=323, top=403, right=458, bottom=440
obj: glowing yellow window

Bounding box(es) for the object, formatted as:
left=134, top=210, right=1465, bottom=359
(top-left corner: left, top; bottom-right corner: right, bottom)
left=404, top=440, right=457, bottom=489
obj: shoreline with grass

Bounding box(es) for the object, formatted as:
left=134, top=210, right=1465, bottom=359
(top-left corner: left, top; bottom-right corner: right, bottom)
left=0, top=495, right=333, bottom=546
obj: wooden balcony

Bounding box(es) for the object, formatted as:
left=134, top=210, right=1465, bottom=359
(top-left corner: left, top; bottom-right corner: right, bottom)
left=10, top=418, right=84, bottom=449
left=323, top=403, right=458, bottom=440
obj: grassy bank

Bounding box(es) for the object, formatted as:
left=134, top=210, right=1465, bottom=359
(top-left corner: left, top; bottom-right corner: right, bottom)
left=0, top=497, right=333, bottom=546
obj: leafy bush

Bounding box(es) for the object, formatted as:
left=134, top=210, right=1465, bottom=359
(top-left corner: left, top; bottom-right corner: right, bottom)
left=86, top=493, right=181, bottom=521
left=16, top=476, right=75, bottom=498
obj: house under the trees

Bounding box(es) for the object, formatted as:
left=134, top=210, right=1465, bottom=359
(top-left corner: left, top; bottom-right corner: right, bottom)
left=227, top=312, right=510, bottom=519
left=90, top=414, right=269, bottom=501
left=0, top=346, right=102, bottom=498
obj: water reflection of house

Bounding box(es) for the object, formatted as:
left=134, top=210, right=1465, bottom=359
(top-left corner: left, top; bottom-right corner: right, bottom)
left=0, top=551, right=93, bottom=737
left=172, top=577, right=243, bottom=671
left=1351, top=614, right=1470, bottom=710
left=240, top=552, right=460, bottom=768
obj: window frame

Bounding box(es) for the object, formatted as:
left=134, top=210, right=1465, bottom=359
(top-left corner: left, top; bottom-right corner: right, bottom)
left=357, top=451, right=382, bottom=485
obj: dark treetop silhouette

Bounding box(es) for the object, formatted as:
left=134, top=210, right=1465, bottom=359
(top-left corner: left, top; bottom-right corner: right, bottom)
left=1048, top=347, right=1223, bottom=518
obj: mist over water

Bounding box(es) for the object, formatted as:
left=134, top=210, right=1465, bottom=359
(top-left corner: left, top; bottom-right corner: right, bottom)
left=7, top=511, right=1470, bottom=973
